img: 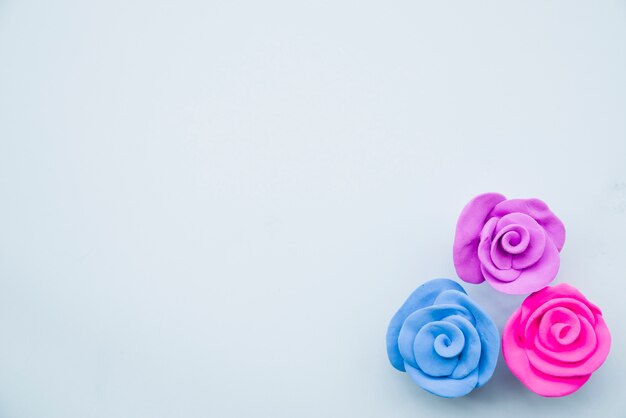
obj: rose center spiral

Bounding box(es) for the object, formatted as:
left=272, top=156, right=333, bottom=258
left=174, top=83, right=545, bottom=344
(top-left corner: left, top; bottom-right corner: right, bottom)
left=496, top=224, right=530, bottom=254
left=539, top=307, right=581, bottom=346
left=415, top=321, right=465, bottom=357
left=413, top=321, right=467, bottom=377
left=429, top=325, right=464, bottom=359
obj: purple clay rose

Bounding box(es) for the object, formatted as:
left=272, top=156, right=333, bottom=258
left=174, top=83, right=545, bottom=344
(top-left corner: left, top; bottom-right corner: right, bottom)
left=453, top=193, right=566, bottom=295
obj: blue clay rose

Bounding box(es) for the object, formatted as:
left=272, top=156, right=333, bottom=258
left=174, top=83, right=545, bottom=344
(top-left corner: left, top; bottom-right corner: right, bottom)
left=386, top=279, right=499, bottom=397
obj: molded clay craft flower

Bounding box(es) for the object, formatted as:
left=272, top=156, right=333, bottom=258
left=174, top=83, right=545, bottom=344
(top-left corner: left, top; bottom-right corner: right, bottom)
left=386, top=279, right=499, bottom=397
left=502, top=283, right=611, bottom=397
left=453, top=192, right=566, bottom=294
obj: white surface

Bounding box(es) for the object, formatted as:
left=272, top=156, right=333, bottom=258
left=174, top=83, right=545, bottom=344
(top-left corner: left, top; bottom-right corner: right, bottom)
left=1, top=1, right=625, bottom=417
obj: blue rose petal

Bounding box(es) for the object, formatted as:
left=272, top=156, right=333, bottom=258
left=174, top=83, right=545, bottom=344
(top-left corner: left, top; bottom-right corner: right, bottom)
left=386, top=278, right=465, bottom=371
left=405, top=362, right=479, bottom=398
left=433, top=288, right=500, bottom=387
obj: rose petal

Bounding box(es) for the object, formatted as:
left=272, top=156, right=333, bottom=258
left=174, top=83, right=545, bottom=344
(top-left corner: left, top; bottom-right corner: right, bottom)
left=386, top=279, right=466, bottom=371
left=525, top=315, right=608, bottom=377
left=405, top=362, right=479, bottom=398
left=478, top=218, right=521, bottom=282
left=496, top=226, right=529, bottom=254
left=522, top=283, right=603, bottom=322
left=398, top=305, right=470, bottom=370
left=444, top=315, right=481, bottom=379
left=536, top=308, right=592, bottom=359
left=490, top=237, right=513, bottom=269
left=413, top=321, right=462, bottom=377
left=533, top=320, right=597, bottom=364
left=494, top=213, right=547, bottom=269
left=489, top=198, right=566, bottom=251
left=433, top=289, right=500, bottom=386
left=483, top=238, right=559, bottom=294
left=522, top=297, right=597, bottom=334
left=590, top=315, right=612, bottom=369
left=453, top=193, right=506, bottom=284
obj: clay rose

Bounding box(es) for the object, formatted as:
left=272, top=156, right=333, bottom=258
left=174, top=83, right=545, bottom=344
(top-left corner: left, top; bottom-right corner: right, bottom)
left=386, top=279, right=499, bottom=397
left=502, top=283, right=611, bottom=397
left=453, top=193, right=566, bottom=294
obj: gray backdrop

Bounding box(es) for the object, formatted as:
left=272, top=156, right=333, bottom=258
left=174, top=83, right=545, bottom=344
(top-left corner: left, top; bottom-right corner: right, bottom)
left=0, top=1, right=625, bottom=417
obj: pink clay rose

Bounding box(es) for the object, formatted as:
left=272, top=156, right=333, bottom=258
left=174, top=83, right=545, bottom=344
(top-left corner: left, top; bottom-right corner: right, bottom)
left=502, top=284, right=611, bottom=397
